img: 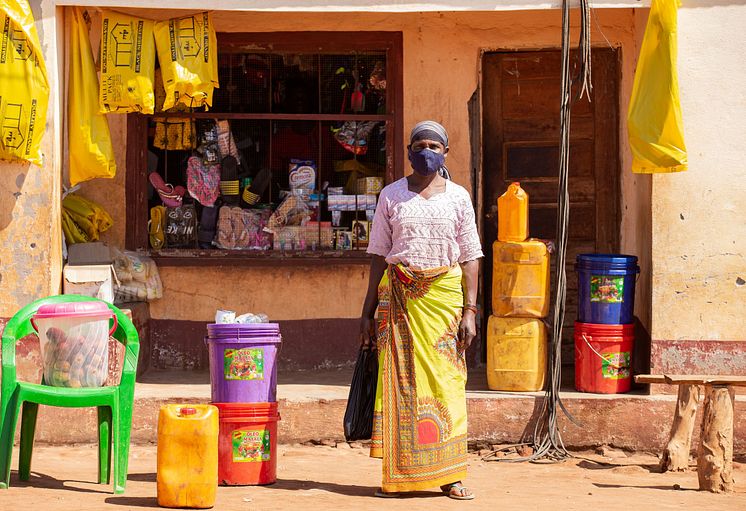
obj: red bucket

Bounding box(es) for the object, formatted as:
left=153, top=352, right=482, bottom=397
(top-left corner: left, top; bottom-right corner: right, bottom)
left=214, top=402, right=280, bottom=485
left=574, top=322, right=634, bottom=394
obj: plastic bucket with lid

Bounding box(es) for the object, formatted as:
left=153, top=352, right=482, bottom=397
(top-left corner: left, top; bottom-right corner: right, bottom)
left=575, top=254, right=639, bottom=324
left=31, top=301, right=117, bottom=388
left=206, top=323, right=281, bottom=403
left=215, top=402, right=280, bottom=485
left=574, top=321, right=634, bottom=394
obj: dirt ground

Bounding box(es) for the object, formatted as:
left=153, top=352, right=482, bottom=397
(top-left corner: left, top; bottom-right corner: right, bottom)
left=0, top=444, right=744, bottom=510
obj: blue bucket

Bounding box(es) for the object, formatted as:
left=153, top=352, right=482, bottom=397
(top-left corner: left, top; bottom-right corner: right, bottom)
left=575, top=254, right=639, bottom=325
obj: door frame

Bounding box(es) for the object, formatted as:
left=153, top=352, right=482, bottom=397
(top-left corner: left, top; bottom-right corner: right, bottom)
left=475, top=47, right=622, bottom=362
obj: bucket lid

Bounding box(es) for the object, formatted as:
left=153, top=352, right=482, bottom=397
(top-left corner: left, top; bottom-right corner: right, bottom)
left=576, top=254, right=639, bottom=265
left=33, top=301, right=113, bottom=321
left=208, top=323, right=280, bottom=333
left=207, top=323, right=281, bottom=342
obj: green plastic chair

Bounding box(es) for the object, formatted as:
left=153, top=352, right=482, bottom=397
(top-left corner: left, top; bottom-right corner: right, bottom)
left=0, top=294, right=139, bottom=494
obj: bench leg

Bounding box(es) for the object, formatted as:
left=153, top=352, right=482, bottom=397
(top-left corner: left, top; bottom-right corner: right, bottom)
left=660, top=384, right=700, bottom=472
left=697, top=385, right=734, bottom=493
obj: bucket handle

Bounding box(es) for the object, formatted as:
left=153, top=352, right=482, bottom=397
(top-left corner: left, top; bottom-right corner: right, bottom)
left=580, top=334, right=627, bottom=371
left=109, top=313, right=118, bottom=336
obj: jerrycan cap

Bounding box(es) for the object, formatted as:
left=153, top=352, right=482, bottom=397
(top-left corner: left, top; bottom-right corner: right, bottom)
left=179, top=407, right=197, bottom=416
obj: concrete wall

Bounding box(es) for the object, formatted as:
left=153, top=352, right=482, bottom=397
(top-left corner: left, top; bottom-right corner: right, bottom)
left=0, top=1, right=64, bottom=318
left=649, top=3, right=746, bottom=376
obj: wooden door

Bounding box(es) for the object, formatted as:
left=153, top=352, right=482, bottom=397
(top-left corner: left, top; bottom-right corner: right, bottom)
left=481, top=49, right=620, bottom=367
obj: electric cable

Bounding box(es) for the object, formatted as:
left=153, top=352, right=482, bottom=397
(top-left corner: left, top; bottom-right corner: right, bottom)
left=485, top=0, right=593, bottom=464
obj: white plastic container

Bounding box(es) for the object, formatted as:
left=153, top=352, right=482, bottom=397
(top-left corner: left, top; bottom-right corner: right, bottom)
left=31, top=301, right=117, bottom=388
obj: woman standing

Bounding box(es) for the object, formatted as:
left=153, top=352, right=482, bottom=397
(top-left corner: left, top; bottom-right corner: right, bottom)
left=360, top=121, right=483, bottom=500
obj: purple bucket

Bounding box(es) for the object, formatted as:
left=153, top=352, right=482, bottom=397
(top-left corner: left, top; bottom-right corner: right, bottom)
left=206, top=323, right=282, bottom=403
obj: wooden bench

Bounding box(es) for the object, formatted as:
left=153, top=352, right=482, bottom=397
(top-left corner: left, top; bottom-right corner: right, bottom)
left=635, top=374, right=746, bottom=493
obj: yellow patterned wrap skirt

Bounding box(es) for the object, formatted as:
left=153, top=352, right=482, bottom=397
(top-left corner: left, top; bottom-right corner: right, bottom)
left=370, top=264, right=467, bottom=492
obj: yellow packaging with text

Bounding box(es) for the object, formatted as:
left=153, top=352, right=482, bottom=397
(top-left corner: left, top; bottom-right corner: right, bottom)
left=0, top=0, right=49, bottom=165
left=154, top=12, right=218, bottom=110
left=99, top=10, right=156, bottom=114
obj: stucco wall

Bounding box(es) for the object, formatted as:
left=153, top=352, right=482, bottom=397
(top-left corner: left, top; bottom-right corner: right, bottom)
left=0, top=1, right=63, bottom=318
left=86, top=8, right=647, bottom=324
left=650, top=4, right=746, bottom=343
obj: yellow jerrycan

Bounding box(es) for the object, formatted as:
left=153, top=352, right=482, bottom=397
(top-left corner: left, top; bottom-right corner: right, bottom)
left=157, top=404, right=219, bottom=508
left=492, top=239, right=550, bottom=318
left=487, top=317, right=547, bottom=392
left=497, top=182, right=529, bottom=242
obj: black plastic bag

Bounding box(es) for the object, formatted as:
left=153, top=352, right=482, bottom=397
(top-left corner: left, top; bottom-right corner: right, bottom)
left=343, top=347, right=379, bottom=441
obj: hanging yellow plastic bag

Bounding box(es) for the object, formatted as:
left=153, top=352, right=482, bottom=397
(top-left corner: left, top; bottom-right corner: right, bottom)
left=627, top=0, right=687, bottom=174
left=154, top=12, right=218, bottom=110
left=99, top=10, right=156, bottom=114
left=0, top=0, right=49, bottom=165
left=69, top=8, right=117, bottom=186
left=152, top=67, right=197, bottom=150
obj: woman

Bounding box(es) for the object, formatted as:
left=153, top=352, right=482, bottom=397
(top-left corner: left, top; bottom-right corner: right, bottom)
left=360, top=120, right=483, bottom=500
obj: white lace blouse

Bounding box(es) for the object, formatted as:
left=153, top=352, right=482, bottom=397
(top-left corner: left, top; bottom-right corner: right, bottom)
left=367, top=178, right=484, bottom=269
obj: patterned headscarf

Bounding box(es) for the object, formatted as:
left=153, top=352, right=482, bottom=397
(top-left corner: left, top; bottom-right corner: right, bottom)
left=409, top=120, right=451, bottom=179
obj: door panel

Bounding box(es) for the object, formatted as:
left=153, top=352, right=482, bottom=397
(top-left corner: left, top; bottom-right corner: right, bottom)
left=482, top=49, right=620, bottom=367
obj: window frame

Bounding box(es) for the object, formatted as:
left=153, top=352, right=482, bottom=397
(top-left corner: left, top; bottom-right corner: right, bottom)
left=126, top=31, right=403, bottom=266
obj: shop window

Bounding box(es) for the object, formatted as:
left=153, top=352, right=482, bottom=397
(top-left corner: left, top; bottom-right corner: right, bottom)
left=126, top=32, right=403, bottom=264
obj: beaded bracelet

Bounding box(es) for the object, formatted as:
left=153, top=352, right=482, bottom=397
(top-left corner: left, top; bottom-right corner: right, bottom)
left=463, top=304, right=478, bottom=314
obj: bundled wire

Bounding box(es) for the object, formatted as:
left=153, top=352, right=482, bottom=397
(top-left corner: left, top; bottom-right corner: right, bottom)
left=485, top=0, right=593, bottom=464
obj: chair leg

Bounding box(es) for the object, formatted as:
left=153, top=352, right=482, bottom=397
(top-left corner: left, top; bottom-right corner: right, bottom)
left=113, top=399, right=133, bottom=494
left=97, top=406, right=113, bottom=485
left=0, top=393, right=21, bottom=489
left=18, top=402, right=39, bottom=481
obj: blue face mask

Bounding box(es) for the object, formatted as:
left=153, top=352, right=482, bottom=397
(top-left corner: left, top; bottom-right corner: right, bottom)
left=408, top=148, right=445, bottom=176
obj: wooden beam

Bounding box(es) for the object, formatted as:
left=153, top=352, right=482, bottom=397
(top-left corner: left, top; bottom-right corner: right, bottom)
left=634, top=374, right=746, bottom=387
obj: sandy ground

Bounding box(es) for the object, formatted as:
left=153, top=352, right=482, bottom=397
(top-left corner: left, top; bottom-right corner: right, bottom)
left=0, top=444, right=744, bottom=511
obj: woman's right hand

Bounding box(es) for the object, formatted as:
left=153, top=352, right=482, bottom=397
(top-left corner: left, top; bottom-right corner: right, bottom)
left=359, top=316, right=376, bottom=351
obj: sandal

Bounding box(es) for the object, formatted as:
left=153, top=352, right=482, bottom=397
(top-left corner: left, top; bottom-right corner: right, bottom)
left=149, top=205, right=166, bottom=250
left=441, top=482, right=475, bottom=501
left=374, top=488, right=400, bottom=498
left=149, top=172, right=186, bottom=207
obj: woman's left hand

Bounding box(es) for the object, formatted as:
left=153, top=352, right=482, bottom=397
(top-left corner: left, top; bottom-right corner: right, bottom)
left=458, top=310, right=477, bottom=351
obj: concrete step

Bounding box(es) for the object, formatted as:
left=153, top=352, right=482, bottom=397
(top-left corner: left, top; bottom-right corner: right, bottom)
left=14, top=369, right=746, bottom=452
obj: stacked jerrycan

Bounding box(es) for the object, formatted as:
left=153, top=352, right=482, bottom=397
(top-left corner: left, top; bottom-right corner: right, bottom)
left=487, top=183, right=550, bottom=392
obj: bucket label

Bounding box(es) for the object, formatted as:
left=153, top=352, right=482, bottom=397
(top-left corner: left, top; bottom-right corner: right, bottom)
left=232, top=428, right=271, bottom=463
left=224, top=348, right=264, bottom=380
left=602, top=352, right=630, bottom=379
left=590, top=275, right=625, bottom=303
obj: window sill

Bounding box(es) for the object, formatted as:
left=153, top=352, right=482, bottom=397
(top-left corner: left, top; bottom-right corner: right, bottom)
left=150, top=249, right=373, bottom=267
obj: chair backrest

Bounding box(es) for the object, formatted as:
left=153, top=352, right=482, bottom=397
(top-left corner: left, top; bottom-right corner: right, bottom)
left=2, top=294, right=139, bottom=370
